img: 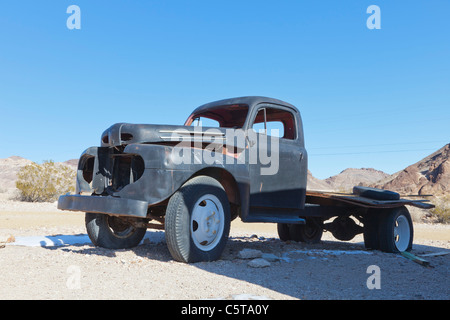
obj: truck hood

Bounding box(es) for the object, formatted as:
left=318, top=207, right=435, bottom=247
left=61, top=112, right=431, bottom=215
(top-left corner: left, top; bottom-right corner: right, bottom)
left=100, top=123, right=242, bottom=148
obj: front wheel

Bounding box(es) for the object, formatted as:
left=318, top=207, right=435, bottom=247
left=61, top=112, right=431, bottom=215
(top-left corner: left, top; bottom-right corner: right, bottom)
left=85, top=213, right=147, bottom=249
left=165, top=176, right=231, bottom=263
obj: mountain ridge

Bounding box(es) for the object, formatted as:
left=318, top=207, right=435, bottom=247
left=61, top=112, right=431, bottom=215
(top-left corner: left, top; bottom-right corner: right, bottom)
left=371, top=143, right=450, bottom=196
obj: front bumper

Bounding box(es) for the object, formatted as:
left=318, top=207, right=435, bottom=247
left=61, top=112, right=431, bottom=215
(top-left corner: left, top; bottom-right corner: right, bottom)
left=58, top=194, right=148, bottom=218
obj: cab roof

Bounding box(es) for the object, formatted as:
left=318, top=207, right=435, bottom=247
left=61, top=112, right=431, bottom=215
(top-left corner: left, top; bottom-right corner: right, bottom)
left=191, top=96, right=299, bottom=114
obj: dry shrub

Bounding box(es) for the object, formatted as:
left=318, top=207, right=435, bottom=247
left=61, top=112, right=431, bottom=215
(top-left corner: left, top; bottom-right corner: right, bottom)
left=16, top=160, right=76, bottom=202
left=430, top=195, right=450, bottom=224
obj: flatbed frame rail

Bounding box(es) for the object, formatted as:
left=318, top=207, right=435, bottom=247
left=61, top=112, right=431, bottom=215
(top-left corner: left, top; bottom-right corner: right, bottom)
left=305, top=190, right=435, bottom=210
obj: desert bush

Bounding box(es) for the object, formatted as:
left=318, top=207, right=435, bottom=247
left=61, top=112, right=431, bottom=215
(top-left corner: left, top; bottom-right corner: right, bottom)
left=16, top=160, right=76, bottom=202
left=430, top=195, right=450, bottom=224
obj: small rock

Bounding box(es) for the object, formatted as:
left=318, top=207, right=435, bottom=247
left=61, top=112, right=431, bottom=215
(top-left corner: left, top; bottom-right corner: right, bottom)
left=261, top=253, right=281, bottom=262
left=248, top=258, right=271, bottom=268
left=238, top=248, right=262, bottom=259
left=0, top=234, right=15, bottom=243
left=238, top=248, right=260, bottom=259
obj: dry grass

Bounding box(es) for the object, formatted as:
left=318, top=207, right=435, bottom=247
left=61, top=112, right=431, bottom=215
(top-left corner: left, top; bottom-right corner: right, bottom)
left=429, top=195, right=450, bottom=224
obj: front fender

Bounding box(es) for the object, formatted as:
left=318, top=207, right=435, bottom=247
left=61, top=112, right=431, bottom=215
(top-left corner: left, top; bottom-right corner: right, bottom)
left=117, top=144, right=250, bottom=208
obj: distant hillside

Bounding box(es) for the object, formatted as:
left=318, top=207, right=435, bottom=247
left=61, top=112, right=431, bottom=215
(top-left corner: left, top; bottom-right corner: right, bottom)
left=307, top=170, right=333, bottom=191
left=324, top=168, right=389, bottom=192
left=372, top=143, right=450, bottom=196
left=0, top=157, right=77, bottom=191
left=0, top=156, right=33, bottom=190
left=306, top=168, right=389, bottom=192
left=62, top=159, right=78, bottom=170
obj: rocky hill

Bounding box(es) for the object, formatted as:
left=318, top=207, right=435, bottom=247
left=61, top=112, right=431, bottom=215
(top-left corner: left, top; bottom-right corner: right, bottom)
left=324, top=168, right=389, bottom=192
left=0, top=156, right=33, bottom=190
left=306, top=170, right=334, bottom=191
left=306, top=168, right=389, bottom=192
left=372, top=143, right=450, bottom=196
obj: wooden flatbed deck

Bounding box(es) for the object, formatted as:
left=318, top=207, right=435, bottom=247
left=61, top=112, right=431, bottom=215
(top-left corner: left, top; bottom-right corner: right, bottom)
left=305, top=190, right=435, bottom=209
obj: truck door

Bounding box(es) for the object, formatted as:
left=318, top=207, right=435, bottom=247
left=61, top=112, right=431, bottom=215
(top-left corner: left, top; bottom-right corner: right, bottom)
left=247, top=105, right=307, bottom=210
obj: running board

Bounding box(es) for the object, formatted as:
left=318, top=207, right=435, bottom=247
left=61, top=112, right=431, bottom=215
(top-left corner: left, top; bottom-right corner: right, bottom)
left=242, top=207, right=305, bottom=224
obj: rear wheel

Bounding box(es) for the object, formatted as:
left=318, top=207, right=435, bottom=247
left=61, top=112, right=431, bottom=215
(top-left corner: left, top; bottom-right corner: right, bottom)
left=289, top=218, right=323, bottom=244
left=277, top=223, right=291, bottom=241
left=378, top=206, right=413, bottom=253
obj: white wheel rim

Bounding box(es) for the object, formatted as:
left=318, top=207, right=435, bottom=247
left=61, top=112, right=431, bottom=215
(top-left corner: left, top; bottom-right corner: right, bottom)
left=191, top=194, right=225, bottom=251
left=394, top=215, right=410, bottom=252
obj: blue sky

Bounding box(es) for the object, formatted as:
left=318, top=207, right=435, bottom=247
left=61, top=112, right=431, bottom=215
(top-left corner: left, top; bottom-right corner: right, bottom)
left=0, top=0, right=449, bottom=179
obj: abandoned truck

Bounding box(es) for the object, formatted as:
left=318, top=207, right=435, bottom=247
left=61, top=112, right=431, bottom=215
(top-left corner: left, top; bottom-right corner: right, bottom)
left=58, top=96, right=434, bottom=262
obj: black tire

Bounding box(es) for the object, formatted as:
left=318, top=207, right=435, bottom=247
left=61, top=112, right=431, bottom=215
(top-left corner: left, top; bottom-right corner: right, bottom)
left=277, top=223, right=291, bottom=241
left=363, top=210, right=381, bottom=250
left=289, top=218, right=323, bottom=244
left=378, top=206, right=413, bottom=253
left=353, top=186, right=400, bottom=201
left=85, top=213, right=147, bottom=249
left=164, top=176, right=231, bottom=263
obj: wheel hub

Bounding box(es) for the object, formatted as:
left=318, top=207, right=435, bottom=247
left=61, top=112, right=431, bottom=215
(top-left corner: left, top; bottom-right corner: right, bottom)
left=191, top=195, right=224, bottom=250
left=106, top=216, right=135, bottom=238
left=394, top=215, right=410, bottom=252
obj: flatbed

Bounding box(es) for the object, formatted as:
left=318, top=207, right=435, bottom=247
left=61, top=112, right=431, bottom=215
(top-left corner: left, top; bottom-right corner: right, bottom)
left=306, top=190, right=434, bottom=210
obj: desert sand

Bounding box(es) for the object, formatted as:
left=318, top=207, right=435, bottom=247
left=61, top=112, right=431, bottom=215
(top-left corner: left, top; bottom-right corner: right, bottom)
left=0, top=197, right=448, bottom=300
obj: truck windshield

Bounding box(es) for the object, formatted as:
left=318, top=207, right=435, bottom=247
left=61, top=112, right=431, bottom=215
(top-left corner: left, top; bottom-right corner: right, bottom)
left=185, top=104, right=248, bottom=128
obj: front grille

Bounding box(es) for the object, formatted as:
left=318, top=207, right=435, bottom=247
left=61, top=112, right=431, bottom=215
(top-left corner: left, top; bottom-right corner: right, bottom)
left=111, top=154, right=145, bottom=192
left=79, top=150, right=144, bottom=195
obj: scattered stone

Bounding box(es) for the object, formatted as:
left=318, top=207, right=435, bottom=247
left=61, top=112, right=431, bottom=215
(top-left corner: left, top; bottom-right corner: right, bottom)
left=238, top=248, right=262, bottom=259
left=248, top=258, right=271, bottom=268
left=261, top=253, right=281, bottom=262
left=0, top=234, right=15, bottom=243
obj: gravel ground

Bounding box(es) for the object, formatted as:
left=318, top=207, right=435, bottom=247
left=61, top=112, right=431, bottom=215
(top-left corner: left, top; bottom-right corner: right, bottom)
left=0, top=198, right=449, bottom=300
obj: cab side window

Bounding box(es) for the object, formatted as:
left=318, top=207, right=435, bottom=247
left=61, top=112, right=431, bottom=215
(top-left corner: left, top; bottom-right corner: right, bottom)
left=252, top=107, right=296, bottom=140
